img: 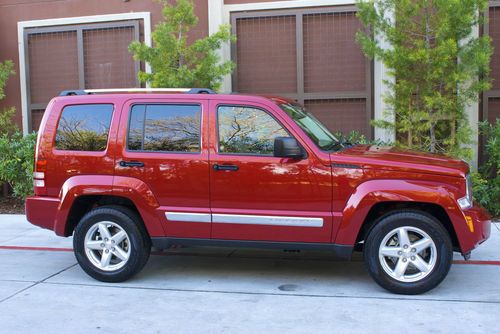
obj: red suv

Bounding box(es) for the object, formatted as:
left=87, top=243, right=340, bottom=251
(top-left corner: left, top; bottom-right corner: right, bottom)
left=25, top=88, right=491, bottom=294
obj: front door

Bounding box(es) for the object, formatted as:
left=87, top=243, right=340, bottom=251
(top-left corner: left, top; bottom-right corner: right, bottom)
left=115, top=98, right=210, bottom=238
left=208, top=101, right=333, bottom=243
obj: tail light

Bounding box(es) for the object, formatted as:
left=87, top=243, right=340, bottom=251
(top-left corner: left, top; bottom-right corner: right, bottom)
left=32, top=99, right=52, bottom=196
left=33, top=158, right=47, bottom=193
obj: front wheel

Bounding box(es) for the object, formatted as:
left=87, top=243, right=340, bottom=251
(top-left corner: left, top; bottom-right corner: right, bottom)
left=73, top=206, right=151, bottom=282
left=364, top=211, right=453, bottom=294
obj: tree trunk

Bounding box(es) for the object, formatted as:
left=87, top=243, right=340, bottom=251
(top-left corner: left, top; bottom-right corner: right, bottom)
left=429, top=121, right=436, bottom=153
left=2, top=183, right=8, bottom=197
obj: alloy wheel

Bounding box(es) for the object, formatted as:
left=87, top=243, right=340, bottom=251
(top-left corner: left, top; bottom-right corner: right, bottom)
left=84, top=221, right=131, bottom=271
left=378, top=226, right=437, bottom=283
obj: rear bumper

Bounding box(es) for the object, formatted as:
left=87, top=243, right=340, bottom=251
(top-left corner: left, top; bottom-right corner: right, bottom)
left=460, top=204, right=491, bottom=254
left=25, top=196, right=60, bottom=232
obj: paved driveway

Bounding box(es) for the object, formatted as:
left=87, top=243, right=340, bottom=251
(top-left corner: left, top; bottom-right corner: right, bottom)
left=0, top=214, right=499, bottom=334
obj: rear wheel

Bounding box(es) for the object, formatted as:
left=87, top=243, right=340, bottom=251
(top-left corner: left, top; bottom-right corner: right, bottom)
left=364, top=211, right=453, bottom=294
left=73, top=206, right=151, bottom=282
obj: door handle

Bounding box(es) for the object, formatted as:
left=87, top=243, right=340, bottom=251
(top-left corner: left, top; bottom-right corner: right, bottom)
left=213, top=164, right=239, bottom=171
left=119, top=160, right=145, bottom=168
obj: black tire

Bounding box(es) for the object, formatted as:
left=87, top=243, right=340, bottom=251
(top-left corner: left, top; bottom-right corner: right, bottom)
left=73, top=205, right=151, bottom=282
left=364, top=211, right=453, bottom=295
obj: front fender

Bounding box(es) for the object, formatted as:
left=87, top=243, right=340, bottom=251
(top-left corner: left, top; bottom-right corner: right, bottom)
left=333, top=179, right=469, bottom=251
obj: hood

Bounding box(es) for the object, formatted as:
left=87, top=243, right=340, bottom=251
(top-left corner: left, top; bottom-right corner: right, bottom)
left=332, top=145, right=469, bottom=178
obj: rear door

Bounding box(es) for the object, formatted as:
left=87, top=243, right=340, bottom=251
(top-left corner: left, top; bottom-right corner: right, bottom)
left=114, top=97, right=210, bottom=238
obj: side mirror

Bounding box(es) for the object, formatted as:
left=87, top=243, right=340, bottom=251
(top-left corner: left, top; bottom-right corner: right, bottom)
left=274, top=137, right=304, bottom=159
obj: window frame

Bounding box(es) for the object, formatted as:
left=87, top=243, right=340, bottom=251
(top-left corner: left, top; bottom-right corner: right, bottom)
left=125, top=102, right=203, bottom=155
left=215, top=103, right=299, bottom=157
left=53, top=103, right=115, bottom=153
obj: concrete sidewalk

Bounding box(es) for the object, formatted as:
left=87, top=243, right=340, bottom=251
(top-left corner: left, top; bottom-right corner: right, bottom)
left=0, top=215, right=499, bottom=334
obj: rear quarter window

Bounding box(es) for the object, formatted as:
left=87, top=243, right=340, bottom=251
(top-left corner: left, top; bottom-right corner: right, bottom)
left=55, top=104, right=114, bottom=151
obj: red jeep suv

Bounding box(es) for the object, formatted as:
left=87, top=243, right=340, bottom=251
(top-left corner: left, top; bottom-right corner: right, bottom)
left=26, top=88, right=491, bottom=294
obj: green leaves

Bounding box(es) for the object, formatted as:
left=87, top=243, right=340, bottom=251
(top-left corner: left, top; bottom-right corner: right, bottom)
left=356, top=0, right=492, bottom=161
left=128, top=0, right=236, bottom=91
left=0, top=60, right=14, bottom=100
left=467, top=121, right=499, bottom=215
left=0, top=58, right=36, bottom=198
left=0, top=132, right=36, bottom=198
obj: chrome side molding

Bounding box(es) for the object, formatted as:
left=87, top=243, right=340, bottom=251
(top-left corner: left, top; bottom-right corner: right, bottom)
left=166, top=212, right=323, bottom=227
left=165, top=212, right=211, bottom=223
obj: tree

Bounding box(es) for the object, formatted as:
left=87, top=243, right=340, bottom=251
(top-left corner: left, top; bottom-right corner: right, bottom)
left=0, top=60, right=17, bottom=136
left=356, top=0, right=492, bottom=159
left=129, top=0, right=236, bottom=91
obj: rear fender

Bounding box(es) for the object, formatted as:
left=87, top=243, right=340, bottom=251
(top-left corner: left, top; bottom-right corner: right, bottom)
left=55, top=175, right=113, bottom=236
left=112, top=176, right=164, bottom=236
left=55, top=175, right=164, bottom=237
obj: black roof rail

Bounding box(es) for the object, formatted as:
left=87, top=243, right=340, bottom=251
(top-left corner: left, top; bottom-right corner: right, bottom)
left=59, top=88, right=216, bottom=96
left=187, top=88, right=216, bottom=94
left=59, top=90, right=89, bottom=96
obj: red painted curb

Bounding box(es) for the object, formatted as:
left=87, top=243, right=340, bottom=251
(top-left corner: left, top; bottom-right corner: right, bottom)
left=1, top=245, right=500, bottom=266
left=452, top=260, right=500, bottom=266
left=0, top=245, right=72, bottom=252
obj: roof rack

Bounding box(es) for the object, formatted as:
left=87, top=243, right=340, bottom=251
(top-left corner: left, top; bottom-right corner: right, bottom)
left=59, top=88, right=216, bottom=96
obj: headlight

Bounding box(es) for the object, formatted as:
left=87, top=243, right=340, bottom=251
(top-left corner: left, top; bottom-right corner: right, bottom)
left=457, top=174, right=473, bottom=210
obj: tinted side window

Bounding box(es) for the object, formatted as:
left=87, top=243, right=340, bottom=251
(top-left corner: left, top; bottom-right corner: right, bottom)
left=218, top=106, right=288, bottom=155
left=128, top=105, right=145, bottom=151
left=55, top=104, right=113, bottom=151
left=127, top=104, right=201, bottom=153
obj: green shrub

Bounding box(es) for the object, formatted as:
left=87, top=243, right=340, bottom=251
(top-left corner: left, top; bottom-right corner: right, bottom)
left=333, top=130, right=392, bottom=146
left=472, top=120, right=500, bottom=216
left=472, top=172, right=499, bottom=216
left=0, top=131, right=36, bottom=198
left=0, top=59, right=36, bottom=199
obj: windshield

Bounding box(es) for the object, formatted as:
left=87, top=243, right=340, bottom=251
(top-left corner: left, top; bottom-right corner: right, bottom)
left=279, top=102, right=342, bottom=151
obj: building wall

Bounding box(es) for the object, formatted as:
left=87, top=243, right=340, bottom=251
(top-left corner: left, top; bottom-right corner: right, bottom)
left=229, top=6, right=372, bottom=137
left=0, top=0, right=208, bottom=128
left=485, top=6, right=500, bottom=124
left=0, top=0, right=491, bottom=167
left=224, top=0, right=294, bottom=3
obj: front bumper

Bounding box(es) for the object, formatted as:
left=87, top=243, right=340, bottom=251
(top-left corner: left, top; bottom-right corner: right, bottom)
left=460, top=204, right=491, bottom=254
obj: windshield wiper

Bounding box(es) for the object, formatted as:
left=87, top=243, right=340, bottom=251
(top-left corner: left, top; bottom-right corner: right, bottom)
left=341, top=141, right=356, bottom=149
left=325, top=140, right=358, bottom=152
left=324, top=141, right=344, bottom=151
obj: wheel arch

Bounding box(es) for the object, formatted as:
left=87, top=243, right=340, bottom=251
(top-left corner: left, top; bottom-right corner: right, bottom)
left=64, top=195, right=148, bottom=237
left=333, top=179, right=466, bottom=252
left=355, top=201, right=460, bottom=252
left=55, top=175, right=164, bottom=237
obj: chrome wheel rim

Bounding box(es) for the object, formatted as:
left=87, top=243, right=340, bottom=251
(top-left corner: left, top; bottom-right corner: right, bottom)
left=84, top=221, right=131, bottom=272
left=378, top=226, right=437, bottom=283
